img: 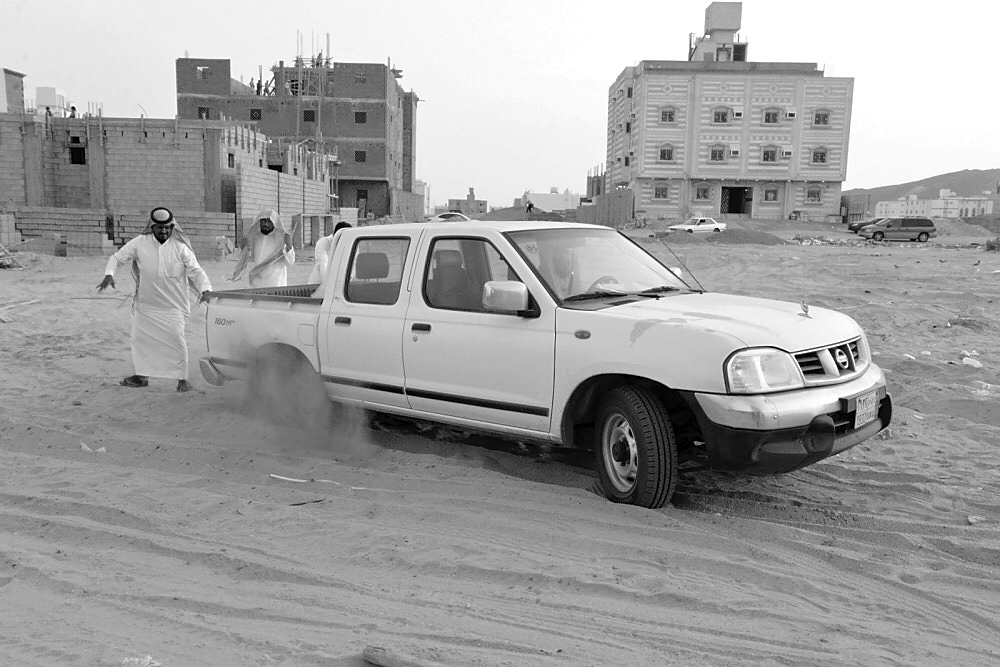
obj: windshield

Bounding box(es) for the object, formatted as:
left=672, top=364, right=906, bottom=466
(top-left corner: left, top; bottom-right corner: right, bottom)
left=507, top=226, right=691, bottom=301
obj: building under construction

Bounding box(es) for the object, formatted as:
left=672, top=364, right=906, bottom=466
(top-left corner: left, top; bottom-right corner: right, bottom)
left=175, top=46, right=421, bottom=221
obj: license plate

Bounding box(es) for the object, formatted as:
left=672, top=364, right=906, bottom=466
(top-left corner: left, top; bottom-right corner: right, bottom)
left=853, top=391, right=878, bottom=429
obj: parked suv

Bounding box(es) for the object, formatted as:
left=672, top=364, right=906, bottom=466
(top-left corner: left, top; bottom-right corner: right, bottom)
left=859, top=217, right=936, bottom=242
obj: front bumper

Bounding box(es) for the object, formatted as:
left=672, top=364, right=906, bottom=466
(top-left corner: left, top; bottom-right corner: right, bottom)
left=684, top=364, right=892, bottom=473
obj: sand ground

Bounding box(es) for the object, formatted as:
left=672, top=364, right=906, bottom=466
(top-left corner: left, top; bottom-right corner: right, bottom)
left=1, top=221, right=998, bottom=666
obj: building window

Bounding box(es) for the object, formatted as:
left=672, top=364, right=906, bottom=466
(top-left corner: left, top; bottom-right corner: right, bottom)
left=813, top=110, right=830, bottom=126
left=355, top=150, right=367, bottom=163
left=658, top=144, right=674, bottom=161
left=625, top=121, right=631, bottom=133
left=624, top=156, right=630, bottom=166
left=659, top=107, right=676, bottom=123
left=197, top=106, right=211, bottom=120
left=764, top=187, right=778, bottom=201
left=695, top=184, right=710, bottom=200
left=354, top=73, right=367, bottom=84
left=762, top=146, right=778, bottom=163
left=69, top=146, right=86, bottom=165
left=227, top=152, right=235, bottom=168
left=811, top=147, right=828, bottom=164
left=806, top=187, right=822, bottom=203
left=354, top=111, right=367, bottom=124
left=653, top=183, right=669, bottom=199
left=195, top=66, right=209, bottom=80
left=250, top=108, right=262, bottom=121
left=303, top=109, right=316, bottom=122
left=763, top=108, right=780, bottom=124
left=627, top=87, right=633, bottom=98
left=712, top=107, right=730, bottom=124
left=710, top=145, right=726, bottom=161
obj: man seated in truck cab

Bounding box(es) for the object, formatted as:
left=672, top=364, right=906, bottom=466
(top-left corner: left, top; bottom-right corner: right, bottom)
left=535, top=237, right=576, bottom=299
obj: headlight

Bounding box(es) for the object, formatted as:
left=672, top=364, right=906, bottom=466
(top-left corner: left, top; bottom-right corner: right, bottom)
left=725, top=348, right=804, bottom=394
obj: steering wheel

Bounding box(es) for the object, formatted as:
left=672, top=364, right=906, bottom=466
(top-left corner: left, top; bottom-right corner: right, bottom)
left=586, top=275, right=619, bottom=292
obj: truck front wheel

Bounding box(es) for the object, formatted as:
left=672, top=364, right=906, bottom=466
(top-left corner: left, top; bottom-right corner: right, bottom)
left=595, top=385, right=677, bottom=508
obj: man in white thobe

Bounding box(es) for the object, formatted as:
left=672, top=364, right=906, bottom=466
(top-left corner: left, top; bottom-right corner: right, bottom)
left=98, top=207, right=212, bottom=392
left=308, top=220, right=352, bottom=296
left=229, top=208, right=295, bottom=287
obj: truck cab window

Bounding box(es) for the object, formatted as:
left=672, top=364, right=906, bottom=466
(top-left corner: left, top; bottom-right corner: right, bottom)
left=345, top=238, right=409, bottom=305
left=425, top=238, right=520, bottom=311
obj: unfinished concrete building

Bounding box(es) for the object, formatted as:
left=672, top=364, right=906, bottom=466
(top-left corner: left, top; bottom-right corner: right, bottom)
left=175, top=51, right=422, bottom=222
left=1, top=67, right=333, bottom=255
left=605, top=1, right=853, bottom=222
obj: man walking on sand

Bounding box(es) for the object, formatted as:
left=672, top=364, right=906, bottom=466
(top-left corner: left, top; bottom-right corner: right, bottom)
left=97, top=207, right=212, bottom=392
left=229, top=208, right=295, bottom=287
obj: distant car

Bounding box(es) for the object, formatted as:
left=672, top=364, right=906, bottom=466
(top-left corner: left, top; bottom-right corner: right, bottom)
left=424, top=212, right=473, bottom=223
left=668, top=217, right=727, bottom=233
left=847, top=217, right=883, bottom=233
left=858, top=217, right=936, bottom=242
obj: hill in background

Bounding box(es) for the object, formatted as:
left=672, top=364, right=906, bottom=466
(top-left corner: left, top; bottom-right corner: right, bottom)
left=844, top=168, right=1000, bottom=210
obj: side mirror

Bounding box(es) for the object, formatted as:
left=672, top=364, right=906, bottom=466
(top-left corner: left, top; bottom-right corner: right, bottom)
left=482, top=280, right=530, bottom=314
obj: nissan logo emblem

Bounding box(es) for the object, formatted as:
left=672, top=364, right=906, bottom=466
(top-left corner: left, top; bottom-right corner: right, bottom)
left=834, top=348, right=850, bottom=369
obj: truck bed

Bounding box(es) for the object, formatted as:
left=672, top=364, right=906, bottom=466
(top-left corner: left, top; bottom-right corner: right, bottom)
left=208, top=283, right=323, bottom=304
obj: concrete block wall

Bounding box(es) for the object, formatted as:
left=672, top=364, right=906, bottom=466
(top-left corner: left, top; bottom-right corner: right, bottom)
left=41, top=133, right=90, bottom=208
left=235, top=166, right=328, bottom=231
left=1, top=212, right=21, bottom=246
left=276, top=171, right=327, bottom=218
left=0, top=116, right=27, bottom=207
left=12, top=207, right=108, bottom=255
left=102, top=124, right=207, bottom=214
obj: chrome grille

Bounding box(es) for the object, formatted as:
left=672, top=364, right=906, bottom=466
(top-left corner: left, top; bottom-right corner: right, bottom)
left=794, top=337, right=865, bottom=384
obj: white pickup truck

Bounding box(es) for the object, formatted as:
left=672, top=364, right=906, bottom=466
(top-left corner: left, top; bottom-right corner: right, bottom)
left=200, top=220, right=891, bottom=508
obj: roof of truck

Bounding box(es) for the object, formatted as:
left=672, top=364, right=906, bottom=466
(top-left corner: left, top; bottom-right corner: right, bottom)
left=350, top=220, right=608, bottom=234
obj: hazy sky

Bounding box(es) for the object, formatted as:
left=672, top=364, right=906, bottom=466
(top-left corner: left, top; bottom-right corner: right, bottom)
left=3, top=1, right=996, bottom=208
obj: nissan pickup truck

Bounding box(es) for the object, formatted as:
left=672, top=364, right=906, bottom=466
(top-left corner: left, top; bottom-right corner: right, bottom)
left=200, top=220, right=891, bottom=508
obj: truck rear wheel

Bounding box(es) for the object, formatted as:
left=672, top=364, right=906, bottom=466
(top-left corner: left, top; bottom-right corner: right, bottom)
left=595, top=385, right=677, bottom=508
left=247, top=345, right=330, bottom=427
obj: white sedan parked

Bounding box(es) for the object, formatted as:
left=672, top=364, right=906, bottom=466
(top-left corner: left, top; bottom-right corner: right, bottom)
left=424, top=212, right=473, bottom=223
left=668, top=217, right=727, bottom=233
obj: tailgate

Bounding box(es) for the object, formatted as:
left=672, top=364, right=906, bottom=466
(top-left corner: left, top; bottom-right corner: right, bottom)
left=204, top=288, right=324, bottom=382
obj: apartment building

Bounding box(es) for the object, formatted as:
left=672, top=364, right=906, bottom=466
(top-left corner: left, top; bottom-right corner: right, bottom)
left=606, top=2, right=853, bottom=222
left=447, top=188, right=488, bottom=217
left=176, top=54, right=421, bottom=221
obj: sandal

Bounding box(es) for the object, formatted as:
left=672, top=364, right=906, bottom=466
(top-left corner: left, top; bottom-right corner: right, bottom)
left=120, top=375, right=148, bottom=388
left=176, top=380, right=195, bottom=393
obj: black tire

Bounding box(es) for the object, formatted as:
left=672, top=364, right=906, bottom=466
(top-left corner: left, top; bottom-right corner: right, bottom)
left=917, top=232, right=929, bottom=242
left=686, top=229, right=694, bottom=233
left=873, top=231, right=885, bottom=241
left=713, top=228, right=721, bottom=232
left=594, top=385, right=677, bottom=508
left=246, top=345, right=331, bottom=427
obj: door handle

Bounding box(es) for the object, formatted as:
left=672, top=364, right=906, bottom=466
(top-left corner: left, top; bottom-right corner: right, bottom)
left=334, top=316, right=351, bottom=325
left=411, top=322, right=431, bottom=333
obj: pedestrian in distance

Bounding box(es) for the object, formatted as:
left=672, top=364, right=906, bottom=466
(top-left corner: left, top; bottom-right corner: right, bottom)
left=229, top=208, right=295, bottom=288
left=97, top=207, right=212, bottom=392
left=68, top=105, right=77, bottom=118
